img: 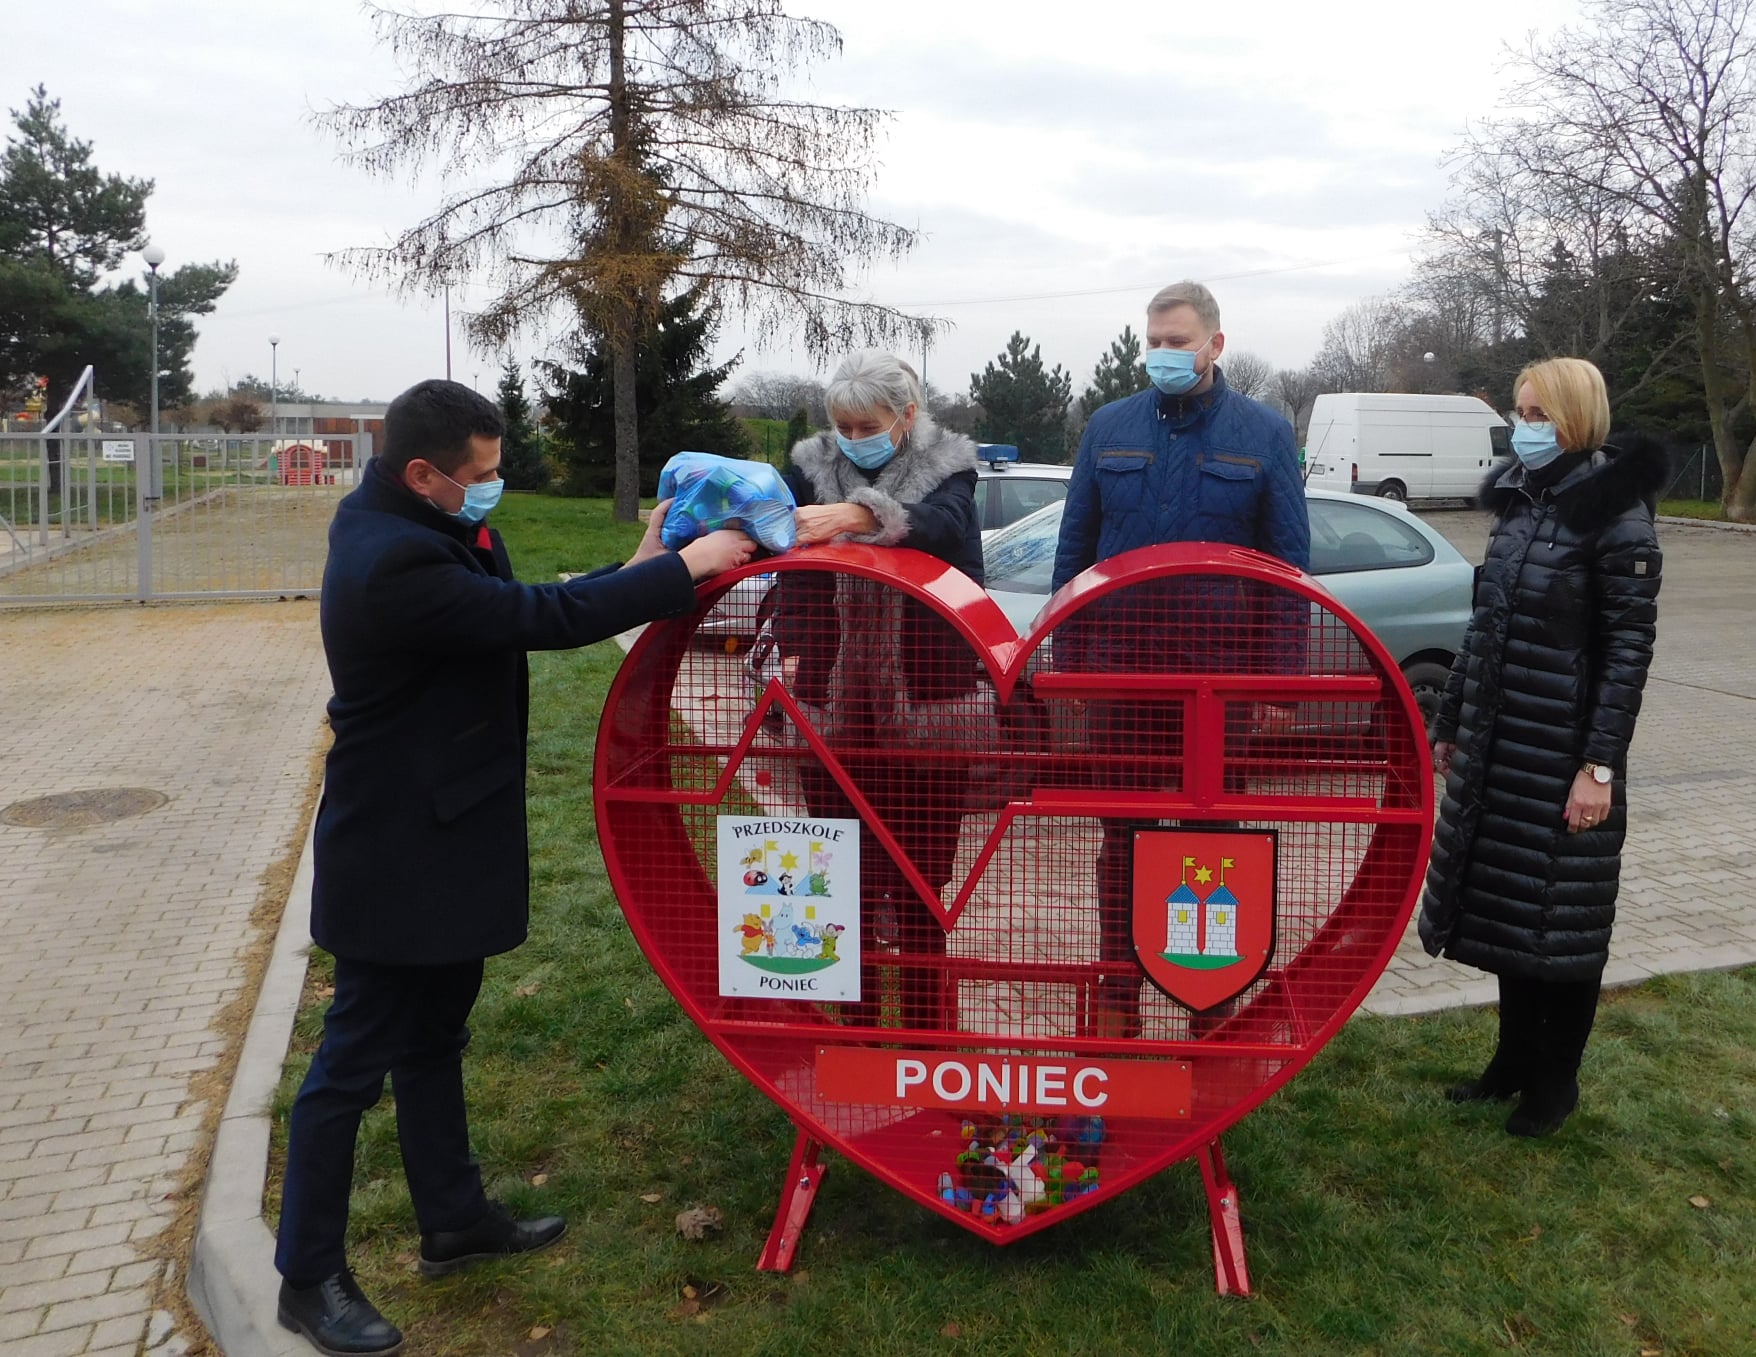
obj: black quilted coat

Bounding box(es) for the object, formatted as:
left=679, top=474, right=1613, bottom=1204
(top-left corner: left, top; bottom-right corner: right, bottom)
left=1418, top=434, right=1667, bottom=982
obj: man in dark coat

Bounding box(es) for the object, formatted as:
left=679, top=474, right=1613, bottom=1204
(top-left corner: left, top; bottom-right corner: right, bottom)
left=274, top=380, right=754, bottom=1357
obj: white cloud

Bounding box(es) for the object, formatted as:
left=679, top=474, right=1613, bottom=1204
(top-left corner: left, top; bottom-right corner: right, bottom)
left=15, top=0, right=1583, bottom=403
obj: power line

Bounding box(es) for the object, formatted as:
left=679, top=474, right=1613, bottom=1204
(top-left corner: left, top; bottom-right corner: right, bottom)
left=892, top=250, right=1410, bottom=309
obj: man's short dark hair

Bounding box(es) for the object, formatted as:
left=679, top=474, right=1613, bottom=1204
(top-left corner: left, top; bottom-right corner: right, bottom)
left=380, top=379, right=505, bottom=475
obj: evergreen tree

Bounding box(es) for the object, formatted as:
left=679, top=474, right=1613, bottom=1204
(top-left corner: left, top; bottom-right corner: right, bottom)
left=784, top=407, right=810, bottom=453
left=543, top=288, right=750, bottom=497
left=495, top=360, right=548, bottom=491
left=0, top=86, right=235, bottom=489
left=1079, top=324, right=1151, bottom=418
left=970, top=331, right=1074, bottom=463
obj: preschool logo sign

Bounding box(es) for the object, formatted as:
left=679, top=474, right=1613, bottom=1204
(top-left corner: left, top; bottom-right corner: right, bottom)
left=1131, top=829, right=1277, bottom=1013
left=717, top=816, right=861, bottom=1002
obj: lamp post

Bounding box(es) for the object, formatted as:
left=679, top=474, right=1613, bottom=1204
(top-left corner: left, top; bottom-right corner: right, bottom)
left=269, top=334, right=281, bottom=442
left=143, top=243, right=166, bottom=438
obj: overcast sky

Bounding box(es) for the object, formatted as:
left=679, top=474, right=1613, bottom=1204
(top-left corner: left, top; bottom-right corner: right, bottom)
left=17, top=0, right=1583, bottom=405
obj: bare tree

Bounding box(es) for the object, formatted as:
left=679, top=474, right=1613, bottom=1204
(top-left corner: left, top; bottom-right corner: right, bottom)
left=210, top=396, right=264, bottom=433
left=322, top=1, right=937, bottom=519
left=1220, top=348, right=1275, bottom=400
left=1311, top=297, right=1409, bottom=392
left=1274, top=366, right=1327, bottom=442
left=1501, top=0, right=1756, bottom=517
left=727, top=371, right=828, bottom=425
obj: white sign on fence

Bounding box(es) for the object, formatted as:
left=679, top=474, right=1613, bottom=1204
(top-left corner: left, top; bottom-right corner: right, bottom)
left=101, top=440, right=135, bottom=463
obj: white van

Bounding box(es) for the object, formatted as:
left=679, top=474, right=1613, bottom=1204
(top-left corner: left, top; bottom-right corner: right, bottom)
left=1303, top=393, right=1511, bottom=503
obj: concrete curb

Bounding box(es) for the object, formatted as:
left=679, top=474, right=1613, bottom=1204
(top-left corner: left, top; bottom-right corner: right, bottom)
left=186, top=808, right=316, bottom=1356
left=1657, top=513, right=1756, bottom=533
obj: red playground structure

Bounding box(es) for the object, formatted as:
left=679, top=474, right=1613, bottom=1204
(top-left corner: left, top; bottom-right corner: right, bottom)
left=595, top=542, right=1432, bottom=1294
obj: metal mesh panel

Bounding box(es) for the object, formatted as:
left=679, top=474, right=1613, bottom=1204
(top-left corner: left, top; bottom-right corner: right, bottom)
left=1, top=434, right=362, bottom=604
left=598, top=544, right=1430, bottom=1241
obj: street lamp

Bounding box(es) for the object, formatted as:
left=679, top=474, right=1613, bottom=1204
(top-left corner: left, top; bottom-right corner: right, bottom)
left=143, top=243, right=166, bottom=439
left=268, top=334, right=281, bottom=443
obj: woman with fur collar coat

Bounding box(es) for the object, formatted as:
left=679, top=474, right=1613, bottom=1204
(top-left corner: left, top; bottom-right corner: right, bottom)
left=769, top=349, right=985, bottom=1031
left=1419, top=357, right=1666, bottom=1137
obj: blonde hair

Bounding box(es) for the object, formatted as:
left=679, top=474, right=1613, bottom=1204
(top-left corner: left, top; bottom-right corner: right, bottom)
left=1515, top=358, right=1610, bottom=452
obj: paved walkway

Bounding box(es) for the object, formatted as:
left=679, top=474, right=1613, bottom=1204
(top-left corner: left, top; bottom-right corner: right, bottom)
left=1367, top=512, right=1756, bottom=1012
left=0, top=604, right=330, bottom=1357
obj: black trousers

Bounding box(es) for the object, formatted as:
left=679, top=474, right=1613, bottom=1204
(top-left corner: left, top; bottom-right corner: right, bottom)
left=275, top=957, right=490, bottom=1286
left=1495, top=972, right=1602, bottom=1083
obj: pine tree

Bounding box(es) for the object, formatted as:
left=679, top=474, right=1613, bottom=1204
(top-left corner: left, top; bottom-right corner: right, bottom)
left=0, top=86, right=235, bottom=490
left=495, top=361, right=549, bottom=491
left=1079, top=324, right=1151, bottom=418
left=970, top=331, right=1074, bottom=463
left=543, top=288, right=750, bottom=497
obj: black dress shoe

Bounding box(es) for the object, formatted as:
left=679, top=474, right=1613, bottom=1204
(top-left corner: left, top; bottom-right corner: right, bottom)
left=277, top=1271, right=404, bottom=1357
left=419, top=1200, right=566, bottom=1278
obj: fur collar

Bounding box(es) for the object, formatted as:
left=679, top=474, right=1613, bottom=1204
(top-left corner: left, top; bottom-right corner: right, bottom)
left=790, top=413, right=978, bottom=545
left=1478, top=431, right=1670, bottom=532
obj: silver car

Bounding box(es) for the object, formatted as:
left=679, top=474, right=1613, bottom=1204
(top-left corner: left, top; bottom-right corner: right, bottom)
left=981, top=490, right=1471, bottom=730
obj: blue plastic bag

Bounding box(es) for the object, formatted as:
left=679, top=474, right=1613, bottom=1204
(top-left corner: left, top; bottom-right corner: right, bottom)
left=657, top=451, right=798, bottom=552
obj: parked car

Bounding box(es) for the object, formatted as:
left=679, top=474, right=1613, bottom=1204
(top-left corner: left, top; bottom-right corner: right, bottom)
left=980, top=490, right=1471, bottom=730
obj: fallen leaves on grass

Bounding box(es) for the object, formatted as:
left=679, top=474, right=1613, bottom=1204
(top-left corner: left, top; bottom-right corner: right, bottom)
left=1688, top=1194, right=1712, bottom=1209
left=529, top=1326, right=551, bottom=1340
left=675, top=1204, right=724, bottom=1240
left=639, top=1192, right=663, bottom=1204
left=669, top=1277, right=728, bottom=1322
left=940, top=1322, right=963, bottom=1338
left=530, top=1172, right=549, bottom=1186
left=515, top=982, right=542, bottom=997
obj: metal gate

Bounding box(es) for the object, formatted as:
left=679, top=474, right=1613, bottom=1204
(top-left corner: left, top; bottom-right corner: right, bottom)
left=1, top=429, right=368, bottom=605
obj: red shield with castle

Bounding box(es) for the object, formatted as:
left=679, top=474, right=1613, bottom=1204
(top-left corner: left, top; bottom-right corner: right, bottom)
left=1132, top=829, right=1277, bottom=1013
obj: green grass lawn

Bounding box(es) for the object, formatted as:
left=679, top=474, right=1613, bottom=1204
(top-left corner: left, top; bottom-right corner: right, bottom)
left=269, top=496, right=1756, bottom=1357
left=1658, top=499, right=1732, bottom=521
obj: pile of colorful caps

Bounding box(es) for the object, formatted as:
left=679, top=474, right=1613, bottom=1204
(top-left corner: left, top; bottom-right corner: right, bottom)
left=936, top=1114, right=1106, bottom=1224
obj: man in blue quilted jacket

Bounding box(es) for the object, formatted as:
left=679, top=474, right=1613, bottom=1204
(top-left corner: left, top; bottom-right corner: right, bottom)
left=1052, top=280, right=1310, bottom=1037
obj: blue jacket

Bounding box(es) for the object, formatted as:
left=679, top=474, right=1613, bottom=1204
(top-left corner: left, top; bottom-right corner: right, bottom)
left=1051, top=370, right=1310, bottom=590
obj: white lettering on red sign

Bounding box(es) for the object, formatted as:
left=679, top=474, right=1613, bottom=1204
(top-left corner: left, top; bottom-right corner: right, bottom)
left=816, top=1048, right=1188, bottom=1118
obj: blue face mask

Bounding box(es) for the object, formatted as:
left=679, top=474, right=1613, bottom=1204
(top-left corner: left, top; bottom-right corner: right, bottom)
left=835, top=417, right=903, bottom=470
left=1511, top=420, right=1564, bottom=470
left=438, top=469, right=505, bottom=524
left=1143, top=338, right=1213, bottom=396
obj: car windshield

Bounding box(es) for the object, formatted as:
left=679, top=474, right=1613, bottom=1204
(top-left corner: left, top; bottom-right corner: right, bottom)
left=983, top=501, right=1065, bottom=594
left=981, top=496, right=1434, bottom=591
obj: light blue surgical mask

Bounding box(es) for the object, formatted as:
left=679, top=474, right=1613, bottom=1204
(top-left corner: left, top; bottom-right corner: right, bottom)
left=835, top=418, right=903, bottom=470
left=438, top=468, right=505, bottom=524
left=1511, top=420, right=1564, bottom=470
left=1143, top=338, right=1214, bottom=396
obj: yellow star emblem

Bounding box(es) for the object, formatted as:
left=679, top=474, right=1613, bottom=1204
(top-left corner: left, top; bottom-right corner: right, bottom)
left=779, top=852, right=799, bottom=870
left=1194, top=865, right=1214, bottom=885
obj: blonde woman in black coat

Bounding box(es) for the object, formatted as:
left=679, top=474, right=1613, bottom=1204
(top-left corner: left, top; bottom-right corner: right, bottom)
left=1419, top=357, right=1665, bottom=1137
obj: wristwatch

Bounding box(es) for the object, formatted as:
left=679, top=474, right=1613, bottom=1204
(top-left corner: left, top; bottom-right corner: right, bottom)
left=1583, top=762, right=1613, bottom=785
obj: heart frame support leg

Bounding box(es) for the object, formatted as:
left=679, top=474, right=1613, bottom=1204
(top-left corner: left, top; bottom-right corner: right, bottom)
left=1197, top=1137, right=1251, bottom=1297
left=758, top=1129, right=826, bottom=1272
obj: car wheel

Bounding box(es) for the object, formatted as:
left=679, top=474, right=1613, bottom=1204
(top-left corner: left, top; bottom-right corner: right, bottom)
left=1376, top=480, right=1407, bottom=503
left=1400, top=660, right=1450, bottom=739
